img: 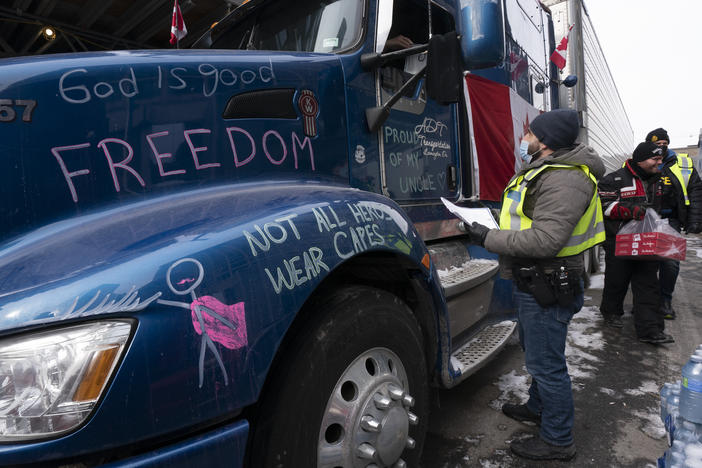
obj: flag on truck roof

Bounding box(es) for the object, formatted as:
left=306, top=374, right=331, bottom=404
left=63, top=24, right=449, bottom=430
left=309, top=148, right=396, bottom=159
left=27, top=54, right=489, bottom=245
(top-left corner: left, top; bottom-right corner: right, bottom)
left=170, top=0, right=188, bottom=46
left=550, top=24, right=574, bottom=70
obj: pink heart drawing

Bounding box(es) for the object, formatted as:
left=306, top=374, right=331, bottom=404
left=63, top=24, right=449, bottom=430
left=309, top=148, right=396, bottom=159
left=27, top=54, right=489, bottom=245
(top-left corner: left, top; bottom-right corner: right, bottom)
left=191, top=296, right=248, bottom=350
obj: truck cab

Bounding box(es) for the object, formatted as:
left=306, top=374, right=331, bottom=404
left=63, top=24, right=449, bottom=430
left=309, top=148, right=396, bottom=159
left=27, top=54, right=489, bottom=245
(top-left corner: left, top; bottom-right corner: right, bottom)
left=0, top=0, right=558, bottom=466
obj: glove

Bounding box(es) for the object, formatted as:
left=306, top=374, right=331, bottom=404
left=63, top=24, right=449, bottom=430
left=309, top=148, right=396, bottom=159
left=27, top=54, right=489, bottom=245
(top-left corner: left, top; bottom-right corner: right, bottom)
left=608, top=203, right=646, bottom=220
left=464, top=222, right=490, bottom=246
left=687, top=223, right=702, bottom=234
left=632, top=205, right=646, bottom=220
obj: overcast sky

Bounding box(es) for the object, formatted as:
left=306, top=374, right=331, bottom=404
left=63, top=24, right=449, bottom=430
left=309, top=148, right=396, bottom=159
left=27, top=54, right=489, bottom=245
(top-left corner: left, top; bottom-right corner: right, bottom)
left=584, top=0, right=701, bottom=148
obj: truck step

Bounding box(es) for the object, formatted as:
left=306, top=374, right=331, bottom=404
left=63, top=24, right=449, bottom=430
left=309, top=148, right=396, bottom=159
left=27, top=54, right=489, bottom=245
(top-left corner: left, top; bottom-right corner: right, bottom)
left=429, top=240, right=499, bottom=297
left=438, top=259, right=499, bottom=297
left=450, top=320, right=516, bottom=380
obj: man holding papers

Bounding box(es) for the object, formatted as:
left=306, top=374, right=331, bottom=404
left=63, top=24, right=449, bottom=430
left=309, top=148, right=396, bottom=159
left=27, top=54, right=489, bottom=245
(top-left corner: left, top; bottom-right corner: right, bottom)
left=463, top=109, right=605, bottom=461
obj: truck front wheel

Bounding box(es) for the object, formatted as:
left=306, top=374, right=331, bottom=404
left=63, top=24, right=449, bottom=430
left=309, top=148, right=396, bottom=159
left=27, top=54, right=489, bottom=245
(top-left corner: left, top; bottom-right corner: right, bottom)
left=249, top=285, right=429, bottom=468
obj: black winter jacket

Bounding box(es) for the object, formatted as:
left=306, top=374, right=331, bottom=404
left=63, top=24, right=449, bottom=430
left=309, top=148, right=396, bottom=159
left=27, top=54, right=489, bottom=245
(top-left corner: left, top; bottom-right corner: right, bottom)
left=598, top=160, right=662, bottom=248
left=659, top=151, right=702, bottom=230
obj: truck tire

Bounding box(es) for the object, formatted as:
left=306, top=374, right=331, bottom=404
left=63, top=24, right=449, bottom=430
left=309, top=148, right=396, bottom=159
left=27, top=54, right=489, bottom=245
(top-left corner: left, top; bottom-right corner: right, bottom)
left=249, top=285, right=429, bottom=468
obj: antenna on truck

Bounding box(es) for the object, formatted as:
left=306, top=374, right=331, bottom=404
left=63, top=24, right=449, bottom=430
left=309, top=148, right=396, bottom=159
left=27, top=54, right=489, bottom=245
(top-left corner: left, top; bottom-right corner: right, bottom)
left=427, top=0, right=432, bottom=39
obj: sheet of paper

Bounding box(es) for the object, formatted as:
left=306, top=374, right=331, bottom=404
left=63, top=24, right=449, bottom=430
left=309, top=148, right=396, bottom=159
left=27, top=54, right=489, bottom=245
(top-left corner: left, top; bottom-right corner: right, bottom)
left=404, top=52, right=427, bottom=74
left=441, top=197, right=499, bottom=229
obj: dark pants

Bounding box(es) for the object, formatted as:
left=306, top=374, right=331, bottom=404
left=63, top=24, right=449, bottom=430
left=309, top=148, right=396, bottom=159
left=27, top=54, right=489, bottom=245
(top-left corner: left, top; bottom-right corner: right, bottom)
left=601, top=247, right=663, bottom=338
left=659, top=218, right=682, bottom=304
left=514, top=280, right=584, bottom=446
left=659, top=259, right=680, bottom=303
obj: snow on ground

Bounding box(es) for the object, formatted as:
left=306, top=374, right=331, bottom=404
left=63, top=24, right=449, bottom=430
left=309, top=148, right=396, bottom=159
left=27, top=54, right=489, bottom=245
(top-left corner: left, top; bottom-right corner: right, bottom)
left=624, top=380, right=660, bottom=397
left=489, top=369, right=529, bottom=410
left=589, top=273, right=605, bottom=289
left=489, top=305, right=606, bottom=408
left=566, top=305, right=605, bottom=388
left=486, top=296, right=664, bottom=453
left=463, top=435, right=483, bottom=445
left=685, top=235, right=702, bottom=258
left=631, top=408, right=666, bottom=439
left=479, top=449, right=515, bottom=468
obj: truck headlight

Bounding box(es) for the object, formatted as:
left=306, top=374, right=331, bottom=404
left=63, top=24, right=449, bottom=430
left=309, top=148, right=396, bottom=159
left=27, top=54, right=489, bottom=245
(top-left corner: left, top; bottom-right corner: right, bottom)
left=0, top=320, right=133, bottom=441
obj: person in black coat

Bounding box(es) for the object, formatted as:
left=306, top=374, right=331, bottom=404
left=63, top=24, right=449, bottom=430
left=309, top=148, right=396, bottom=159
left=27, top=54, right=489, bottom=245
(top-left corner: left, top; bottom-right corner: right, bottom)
left=598, top=142, right=673, bottom=344
left=645, top=128, right=702, bottom=319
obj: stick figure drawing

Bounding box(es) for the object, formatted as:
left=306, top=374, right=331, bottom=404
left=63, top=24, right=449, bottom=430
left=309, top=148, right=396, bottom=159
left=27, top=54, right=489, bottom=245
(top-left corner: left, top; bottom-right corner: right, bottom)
left=157, top=258, right=248, bottom=388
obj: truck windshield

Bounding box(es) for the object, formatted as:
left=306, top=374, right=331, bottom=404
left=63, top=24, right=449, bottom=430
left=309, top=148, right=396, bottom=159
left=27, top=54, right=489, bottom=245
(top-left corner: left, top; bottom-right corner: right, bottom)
left=210, top=0, right=364, bottom=53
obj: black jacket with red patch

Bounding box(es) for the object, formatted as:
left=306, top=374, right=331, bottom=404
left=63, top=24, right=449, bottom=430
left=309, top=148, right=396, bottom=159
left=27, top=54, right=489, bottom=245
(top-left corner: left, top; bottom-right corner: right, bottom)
left=598, top=160, right=662, bottom=246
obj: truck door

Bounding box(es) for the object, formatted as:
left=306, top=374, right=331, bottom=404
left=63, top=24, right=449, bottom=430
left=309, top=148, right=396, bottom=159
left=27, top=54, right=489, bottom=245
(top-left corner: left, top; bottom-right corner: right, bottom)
left=376, top=0, right=461, bottom=202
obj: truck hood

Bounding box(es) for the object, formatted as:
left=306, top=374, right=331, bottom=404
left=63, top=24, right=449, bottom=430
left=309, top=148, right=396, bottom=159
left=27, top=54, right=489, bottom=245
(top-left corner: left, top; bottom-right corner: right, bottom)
left=0, top=50, right=348, bottom=244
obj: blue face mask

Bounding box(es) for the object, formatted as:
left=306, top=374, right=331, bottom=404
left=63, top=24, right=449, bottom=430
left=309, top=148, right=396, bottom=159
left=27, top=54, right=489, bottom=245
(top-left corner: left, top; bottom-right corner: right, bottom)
left=519, top=140, right=530, bottom=161
left=519, top=140, right=540, bottom=162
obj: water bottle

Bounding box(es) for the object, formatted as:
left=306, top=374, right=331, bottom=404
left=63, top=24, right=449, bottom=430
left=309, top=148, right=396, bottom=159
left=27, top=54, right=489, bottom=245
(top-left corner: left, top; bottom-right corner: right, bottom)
left=673, top=455, right=686, bottom=468
left=664, top=383, right=674, bottom=421
left=672, top=452, right=685, bottom=467
left=668, top=442, right=686, bottom=466
left=679, top=421, right=700, bottom=443
left=681, top=355, right=702, bottom=424
left=669, top=394, right=682, bottom=445
left=686, top=443, right=702, bottom=465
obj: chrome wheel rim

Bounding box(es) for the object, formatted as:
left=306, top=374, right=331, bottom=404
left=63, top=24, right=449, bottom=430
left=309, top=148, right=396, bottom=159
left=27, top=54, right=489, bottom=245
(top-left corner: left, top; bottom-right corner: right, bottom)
left=317, top=347, right=418, bottom=468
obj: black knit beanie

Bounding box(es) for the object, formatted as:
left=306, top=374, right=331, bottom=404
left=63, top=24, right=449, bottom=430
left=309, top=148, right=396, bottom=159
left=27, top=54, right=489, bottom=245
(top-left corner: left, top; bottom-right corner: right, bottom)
left=645, top=128, right=669, bottom=144
left=529, top=109, right=580, bottom=150
left=632, top=141, right=664, bottom=162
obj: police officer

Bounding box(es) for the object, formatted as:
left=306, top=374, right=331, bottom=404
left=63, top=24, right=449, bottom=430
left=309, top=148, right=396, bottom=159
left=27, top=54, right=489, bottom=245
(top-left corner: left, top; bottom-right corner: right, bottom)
left=598, top=141, right=673, bottom=344
left=464, top=109, right=605, bottom=461
left=645, top=128, right=702, bottom=319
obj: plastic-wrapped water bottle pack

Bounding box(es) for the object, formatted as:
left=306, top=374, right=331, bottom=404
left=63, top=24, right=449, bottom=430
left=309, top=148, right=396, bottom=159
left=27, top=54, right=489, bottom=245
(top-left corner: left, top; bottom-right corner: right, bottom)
left=659, top=347, right=702, bottom=468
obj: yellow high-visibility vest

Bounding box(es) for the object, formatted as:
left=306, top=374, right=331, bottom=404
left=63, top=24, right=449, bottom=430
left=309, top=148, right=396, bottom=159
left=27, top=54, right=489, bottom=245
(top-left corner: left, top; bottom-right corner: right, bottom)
left=499, top=164, right=605, bottom=257
left=623, top=153, right=693, bottom=205
left=667, top=153, right=692, bottom=206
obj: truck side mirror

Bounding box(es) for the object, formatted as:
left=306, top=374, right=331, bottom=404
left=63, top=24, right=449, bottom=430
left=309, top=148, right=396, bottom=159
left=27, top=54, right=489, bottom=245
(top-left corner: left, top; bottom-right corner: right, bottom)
left=562, top=75, right=578, bottom=87
left=426, top=32, right=462, bottom=104
left=534, top=75, right=578, bottom=94
left=456, top=0, right=505, bottom=69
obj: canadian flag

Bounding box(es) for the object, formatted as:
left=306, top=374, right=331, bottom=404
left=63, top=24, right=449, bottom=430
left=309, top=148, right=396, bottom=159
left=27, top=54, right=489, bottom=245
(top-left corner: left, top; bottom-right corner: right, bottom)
left=463, top=74, right=541, bottom=200
left=550, top=24, right=574, bottom=70
left=170, top=0, right=187, bottom=46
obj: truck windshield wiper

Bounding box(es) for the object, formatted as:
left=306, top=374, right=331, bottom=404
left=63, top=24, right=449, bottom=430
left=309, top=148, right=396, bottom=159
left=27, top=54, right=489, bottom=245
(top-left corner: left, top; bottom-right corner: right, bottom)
left=246, top=23, right=258, bottom=50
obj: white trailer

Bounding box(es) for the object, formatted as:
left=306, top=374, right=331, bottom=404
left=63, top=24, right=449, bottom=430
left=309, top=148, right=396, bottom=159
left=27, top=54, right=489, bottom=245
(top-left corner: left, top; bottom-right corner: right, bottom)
left=544, top=0, right=635, bottom=173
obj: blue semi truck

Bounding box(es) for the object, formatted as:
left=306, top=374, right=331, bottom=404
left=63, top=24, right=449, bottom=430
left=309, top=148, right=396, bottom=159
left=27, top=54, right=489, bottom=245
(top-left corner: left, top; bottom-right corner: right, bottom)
left=0, top=0, right=582, bottom=466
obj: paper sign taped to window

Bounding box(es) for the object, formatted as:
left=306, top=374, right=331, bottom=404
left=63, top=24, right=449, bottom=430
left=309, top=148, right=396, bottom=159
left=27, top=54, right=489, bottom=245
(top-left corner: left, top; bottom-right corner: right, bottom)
left=404, top=52, right=427, bottom=75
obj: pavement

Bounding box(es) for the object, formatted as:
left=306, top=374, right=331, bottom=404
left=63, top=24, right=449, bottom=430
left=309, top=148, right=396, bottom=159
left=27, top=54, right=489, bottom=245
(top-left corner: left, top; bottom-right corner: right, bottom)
left=420, top=234, right=702, bottom=467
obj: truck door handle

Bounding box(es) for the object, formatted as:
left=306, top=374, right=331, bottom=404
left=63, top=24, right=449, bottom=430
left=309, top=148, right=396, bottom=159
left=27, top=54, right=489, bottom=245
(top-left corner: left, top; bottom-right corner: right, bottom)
left=222, top=88, right=296, bottom=119
left=447, top=164, right=457, bottom=191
